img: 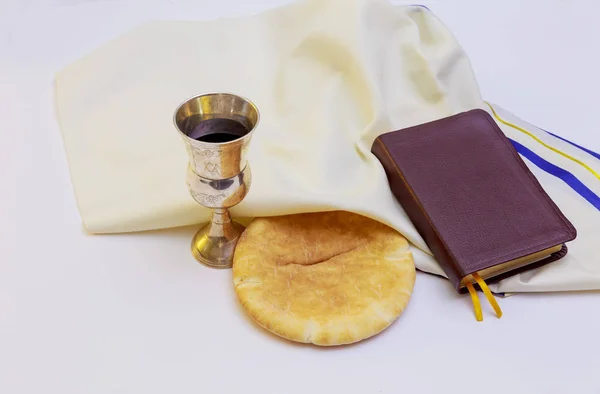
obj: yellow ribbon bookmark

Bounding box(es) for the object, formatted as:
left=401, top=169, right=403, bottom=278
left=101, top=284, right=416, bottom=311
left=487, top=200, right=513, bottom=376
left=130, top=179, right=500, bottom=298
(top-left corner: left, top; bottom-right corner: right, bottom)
left=473, top=273, right=503, bottom=318
left=465, top=273, right=503, bottom=321
left=465, top=281, right=482, bottom=322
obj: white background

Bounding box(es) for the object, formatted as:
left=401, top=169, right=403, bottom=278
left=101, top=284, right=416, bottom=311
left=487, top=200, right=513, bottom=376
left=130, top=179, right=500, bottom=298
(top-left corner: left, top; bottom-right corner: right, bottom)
left=1, top=0, right=599, bottom=393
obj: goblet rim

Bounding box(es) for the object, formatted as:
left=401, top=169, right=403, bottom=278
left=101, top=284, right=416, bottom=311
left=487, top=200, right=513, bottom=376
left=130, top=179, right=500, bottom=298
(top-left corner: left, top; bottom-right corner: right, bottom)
left=172, top=91, right=260, bottom=147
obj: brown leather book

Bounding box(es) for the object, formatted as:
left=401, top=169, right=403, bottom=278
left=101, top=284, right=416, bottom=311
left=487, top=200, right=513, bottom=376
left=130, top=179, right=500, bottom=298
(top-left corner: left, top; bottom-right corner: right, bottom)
left=371, top=109, right=577, bottom=297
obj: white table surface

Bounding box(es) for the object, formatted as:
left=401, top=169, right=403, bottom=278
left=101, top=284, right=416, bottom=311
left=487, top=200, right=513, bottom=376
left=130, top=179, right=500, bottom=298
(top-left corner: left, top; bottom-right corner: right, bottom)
left=1, top=0, right=599, bottom=393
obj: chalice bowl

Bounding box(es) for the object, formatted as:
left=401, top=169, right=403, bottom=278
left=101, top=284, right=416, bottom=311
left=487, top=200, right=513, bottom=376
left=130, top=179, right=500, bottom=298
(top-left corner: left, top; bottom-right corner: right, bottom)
left=173, top=93, right=259, bottom=269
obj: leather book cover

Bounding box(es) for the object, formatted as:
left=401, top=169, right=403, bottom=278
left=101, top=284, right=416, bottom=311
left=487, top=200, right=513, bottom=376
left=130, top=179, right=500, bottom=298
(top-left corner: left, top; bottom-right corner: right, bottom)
left=371, top=109, right=577, bottom=293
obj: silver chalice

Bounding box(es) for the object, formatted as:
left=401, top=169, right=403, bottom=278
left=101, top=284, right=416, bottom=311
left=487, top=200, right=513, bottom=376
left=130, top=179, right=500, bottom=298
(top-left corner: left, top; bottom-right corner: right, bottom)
left=173, top=93, right=259, bottom=269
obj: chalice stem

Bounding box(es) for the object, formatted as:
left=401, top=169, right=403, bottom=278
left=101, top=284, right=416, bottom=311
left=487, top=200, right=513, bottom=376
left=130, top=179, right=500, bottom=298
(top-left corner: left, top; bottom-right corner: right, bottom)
left=208, top=208, right=236, bottom=238
left=190, top=208, right=245, bottom=269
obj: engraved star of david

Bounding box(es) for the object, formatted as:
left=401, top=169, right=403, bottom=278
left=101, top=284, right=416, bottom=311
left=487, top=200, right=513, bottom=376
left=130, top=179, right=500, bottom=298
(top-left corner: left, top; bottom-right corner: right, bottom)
left=204, top=162, right=219, bottom=174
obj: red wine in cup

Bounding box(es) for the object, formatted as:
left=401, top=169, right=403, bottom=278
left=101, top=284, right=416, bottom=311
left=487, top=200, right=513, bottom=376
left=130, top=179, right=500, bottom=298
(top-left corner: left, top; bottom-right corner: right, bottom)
left=188, top=118, right=250, bottom=143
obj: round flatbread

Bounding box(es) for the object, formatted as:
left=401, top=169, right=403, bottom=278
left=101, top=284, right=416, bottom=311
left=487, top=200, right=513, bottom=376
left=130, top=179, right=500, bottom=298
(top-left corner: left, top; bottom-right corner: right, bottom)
left=232, top=210, right=415, bottom=346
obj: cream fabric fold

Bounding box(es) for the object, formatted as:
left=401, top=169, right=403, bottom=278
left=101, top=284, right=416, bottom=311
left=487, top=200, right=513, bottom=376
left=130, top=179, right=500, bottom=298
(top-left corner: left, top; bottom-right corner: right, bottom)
left=55, top=0, right=599, bottom=293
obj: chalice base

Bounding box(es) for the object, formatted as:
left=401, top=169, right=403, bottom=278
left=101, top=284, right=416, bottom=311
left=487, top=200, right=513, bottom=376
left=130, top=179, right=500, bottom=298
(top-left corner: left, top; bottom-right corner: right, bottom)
left=190, top=209, right=245, bottom=269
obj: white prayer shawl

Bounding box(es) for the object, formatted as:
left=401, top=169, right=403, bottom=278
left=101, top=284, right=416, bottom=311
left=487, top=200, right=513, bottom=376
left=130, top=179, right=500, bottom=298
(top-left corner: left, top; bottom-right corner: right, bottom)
left=54, top=0, right=600, bottom=294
